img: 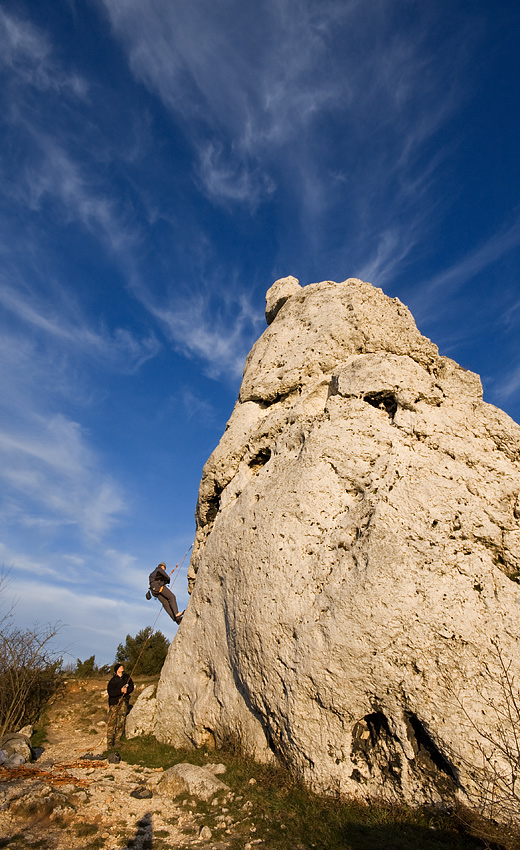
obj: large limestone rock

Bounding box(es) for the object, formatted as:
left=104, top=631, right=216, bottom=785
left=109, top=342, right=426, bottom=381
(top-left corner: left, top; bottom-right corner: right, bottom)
left=126, top=685, right=156, bottom=739
left=155, top=276, right=520, bottom=812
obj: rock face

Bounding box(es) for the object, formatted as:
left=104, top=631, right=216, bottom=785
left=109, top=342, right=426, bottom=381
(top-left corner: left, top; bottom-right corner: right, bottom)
left=154, top=276, right=520, bottom=811
left=126, top=684, right=157, bottom=739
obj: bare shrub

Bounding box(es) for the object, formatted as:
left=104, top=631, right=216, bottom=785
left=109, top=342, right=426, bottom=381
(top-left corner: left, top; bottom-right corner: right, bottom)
left=445, top=637, right=520, bottom=847
left=0, top=574, right=63, bottom=736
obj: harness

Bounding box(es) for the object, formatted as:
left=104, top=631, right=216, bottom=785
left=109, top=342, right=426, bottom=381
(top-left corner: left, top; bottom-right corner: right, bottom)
left=145, top=547, right=192, bottom=601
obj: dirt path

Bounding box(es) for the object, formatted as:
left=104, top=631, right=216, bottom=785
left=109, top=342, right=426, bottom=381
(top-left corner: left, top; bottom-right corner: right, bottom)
left=0, top=679, right=223, bottom=850
left=40, top=677, right=109, bottom=760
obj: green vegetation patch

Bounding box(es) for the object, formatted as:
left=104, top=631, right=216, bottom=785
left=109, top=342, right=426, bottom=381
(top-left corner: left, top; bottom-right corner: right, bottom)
left=0, top=839, right=50, bottom=850
left=73, top=823, right=99, bottom=837
left=116, top=736, right=491, bottom=850
left=31, top=709, right=50, bottom=748
left=117, top=735, right=204, bottom=769
left=82, top=839, right=105, bottom=850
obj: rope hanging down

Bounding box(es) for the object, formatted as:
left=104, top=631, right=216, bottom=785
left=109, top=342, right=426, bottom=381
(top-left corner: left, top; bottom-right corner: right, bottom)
left=124, top=544, right=193, bottom=685
left=98, top=545, right=193, bottom=757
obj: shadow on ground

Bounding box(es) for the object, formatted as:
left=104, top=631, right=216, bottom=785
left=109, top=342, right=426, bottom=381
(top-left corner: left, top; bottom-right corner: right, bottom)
left=124, top=812, right=153, bottom=850
left=338, top=821, right=486, bottom=850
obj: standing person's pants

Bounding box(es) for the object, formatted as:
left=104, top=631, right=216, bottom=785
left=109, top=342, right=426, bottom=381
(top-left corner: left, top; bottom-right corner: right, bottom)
left=157, top=586, right=180, bottom=621
left=106, top=701, right=127, bottom=747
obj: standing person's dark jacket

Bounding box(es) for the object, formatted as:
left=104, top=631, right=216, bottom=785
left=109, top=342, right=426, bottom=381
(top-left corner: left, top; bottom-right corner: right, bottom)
left=107, top=671, right=134, bottom=706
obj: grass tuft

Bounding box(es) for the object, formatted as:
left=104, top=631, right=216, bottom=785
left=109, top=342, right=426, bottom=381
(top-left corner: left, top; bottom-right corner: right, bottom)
left=73, top=823, right=99, bottom=837
left=116, top=736, right=491, bottom=850
left=30, top=710, right=50, bottom=748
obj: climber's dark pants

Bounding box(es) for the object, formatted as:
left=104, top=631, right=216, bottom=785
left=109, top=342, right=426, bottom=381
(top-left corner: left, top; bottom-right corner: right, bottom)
left=157, top=586, right=180, bottom=621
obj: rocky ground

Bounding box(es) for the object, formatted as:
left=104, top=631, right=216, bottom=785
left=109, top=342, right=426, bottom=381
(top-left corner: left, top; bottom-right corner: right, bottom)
left=0, top=679, right=265, bottom=850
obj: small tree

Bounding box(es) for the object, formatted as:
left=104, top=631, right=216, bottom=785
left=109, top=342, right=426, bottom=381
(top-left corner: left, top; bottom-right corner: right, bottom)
left=115, top=627, right=169, bottom=676
left=75, top=655, right=97, bottom=677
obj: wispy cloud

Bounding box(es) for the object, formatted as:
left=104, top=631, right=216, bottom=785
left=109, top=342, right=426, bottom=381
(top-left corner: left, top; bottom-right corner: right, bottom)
left=0, top=274, right=159, bottom=375
left=98, top=0, right=475, bottom=285
left=413, top=218, right=520, bottom=322
left=0, top=542, right=64, bottom=582
left=0, top=10, right=159, bottom=374
left=2, top=126, right=139, bottom=256
left=0, top=9, right=166, bottom=572
left=0, top=311, right=130, bottom=552
left=0, top=551, right=184, bottom=664
left=0, top=7, right=88, bottom=98
left=148, top=287, right=263, bottom=379
left=0, top=8, right=147, bottom=270
left=356, top=226, right=421, bottom=289
left=494, top=365, right=520, bottom=402
left=0, top=414, right=125, bottom=540
left=98, top=0, right=358, bottom=205
left=179, top=389, right=218, bottom=424
left=196, top=141, right=276, bottom=209
left=0, top=578, right=152, bottom=664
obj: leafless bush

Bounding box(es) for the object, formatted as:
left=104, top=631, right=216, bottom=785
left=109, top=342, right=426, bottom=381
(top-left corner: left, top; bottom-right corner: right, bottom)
left=445, top=637, right=520, bottom=847
left=0, top=574, right=63, bottom=736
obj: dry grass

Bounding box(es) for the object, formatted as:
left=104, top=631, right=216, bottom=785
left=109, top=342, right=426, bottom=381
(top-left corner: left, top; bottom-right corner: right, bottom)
left=117, top=735, right=492, bottom=850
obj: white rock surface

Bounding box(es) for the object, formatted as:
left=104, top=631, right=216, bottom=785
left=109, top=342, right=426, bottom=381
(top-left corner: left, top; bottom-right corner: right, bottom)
left=157, top=763, right=229, bottom=801
left=264, top=274, right=302, bottom=324
left=155, top=276, right=520, bottom=812
left=126, top=684, right=156, bottom=739
left=5, top=753, right=26, bottom=767
left=0, top=732, right=32, bottom=763
left=204, top=762, right=227, bottom=775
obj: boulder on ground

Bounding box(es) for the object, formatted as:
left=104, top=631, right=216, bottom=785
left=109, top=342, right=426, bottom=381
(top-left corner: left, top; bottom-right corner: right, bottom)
left=5, top=753, right=26, bottom=767
left=204, top=762, right=227, bottom=775
left=157, top=763, right=229, bottom=801
left=0, top=732, right=32, bottom=763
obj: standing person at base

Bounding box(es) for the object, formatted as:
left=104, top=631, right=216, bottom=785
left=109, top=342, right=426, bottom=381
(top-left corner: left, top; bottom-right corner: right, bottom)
left=148, top=562, right=185, bottom=624
left=106, top=664, right=134, bottom=749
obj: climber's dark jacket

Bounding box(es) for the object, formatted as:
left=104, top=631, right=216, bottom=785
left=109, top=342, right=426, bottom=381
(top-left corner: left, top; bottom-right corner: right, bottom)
left=149, top=565, right=170, bottom=597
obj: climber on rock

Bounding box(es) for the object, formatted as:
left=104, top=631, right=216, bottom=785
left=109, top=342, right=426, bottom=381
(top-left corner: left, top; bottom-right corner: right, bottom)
left=148, top=562, right=184, bottom=624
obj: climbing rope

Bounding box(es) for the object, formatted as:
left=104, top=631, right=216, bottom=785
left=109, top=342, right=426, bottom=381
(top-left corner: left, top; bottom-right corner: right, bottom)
left=118, top=544, right=193, bottom=696
left=168, top=543, right=192, bottom=586
left=78, top=547, right=194, bottom=759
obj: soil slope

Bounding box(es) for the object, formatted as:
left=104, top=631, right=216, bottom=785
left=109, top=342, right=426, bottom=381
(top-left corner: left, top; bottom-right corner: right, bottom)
left=0, top=678, right=238, bottom=849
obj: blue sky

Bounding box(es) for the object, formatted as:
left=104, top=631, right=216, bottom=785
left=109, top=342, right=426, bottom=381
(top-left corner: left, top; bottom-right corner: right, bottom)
left=1, top=0, right=519, bottom=666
